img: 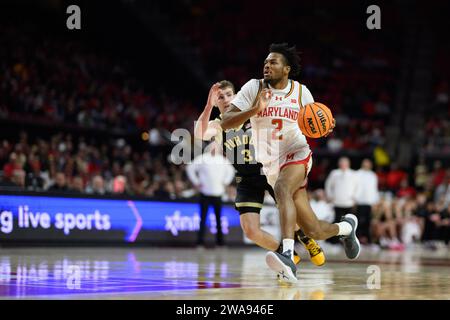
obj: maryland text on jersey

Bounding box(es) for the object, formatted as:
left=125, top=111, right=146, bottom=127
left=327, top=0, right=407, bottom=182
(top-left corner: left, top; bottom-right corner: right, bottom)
left=256, top=105, right=299, bottom=121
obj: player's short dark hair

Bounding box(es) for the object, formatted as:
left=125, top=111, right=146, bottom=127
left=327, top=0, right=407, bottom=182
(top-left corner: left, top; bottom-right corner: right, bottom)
left=218, top=80, right=235, bottom=93
left=269, top=43, right=301, bottom=77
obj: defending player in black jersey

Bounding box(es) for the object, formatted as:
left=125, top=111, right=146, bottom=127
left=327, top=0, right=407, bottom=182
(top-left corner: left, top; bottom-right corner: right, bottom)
left=194, top=81, right=325, bottom=266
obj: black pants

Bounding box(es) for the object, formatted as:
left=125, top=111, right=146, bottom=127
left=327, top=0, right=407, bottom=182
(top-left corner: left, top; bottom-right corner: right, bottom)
left=422, top=218, right=439, bottom=241
left=327, top=206, right=353, bottom=244
left=356, top=205, right=372, bottom=244
left=198, top=194, right=223, bottom=245
left=439, top=226, right=450, bottom=245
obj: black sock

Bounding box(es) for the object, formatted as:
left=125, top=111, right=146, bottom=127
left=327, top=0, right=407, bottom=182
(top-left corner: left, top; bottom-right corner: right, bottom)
left=296, top=229, right=311, bottom=243
left=276, top=243, right=283, bottom=253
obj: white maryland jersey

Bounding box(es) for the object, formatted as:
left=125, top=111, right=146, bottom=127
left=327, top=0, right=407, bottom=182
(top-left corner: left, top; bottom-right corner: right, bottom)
left=231, top=79, right=314, bottom=165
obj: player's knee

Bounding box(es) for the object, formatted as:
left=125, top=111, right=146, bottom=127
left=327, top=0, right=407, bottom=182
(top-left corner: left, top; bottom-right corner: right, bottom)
left=274, top=181, right=291, bottom=199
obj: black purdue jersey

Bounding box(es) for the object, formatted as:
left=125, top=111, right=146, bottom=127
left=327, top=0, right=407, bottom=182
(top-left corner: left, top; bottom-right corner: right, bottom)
left=219, top=119, right=263, bottom=176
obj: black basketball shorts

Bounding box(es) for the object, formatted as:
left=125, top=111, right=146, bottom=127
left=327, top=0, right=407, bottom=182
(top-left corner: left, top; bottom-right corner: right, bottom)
left=234, top=175, right=275, bottom=215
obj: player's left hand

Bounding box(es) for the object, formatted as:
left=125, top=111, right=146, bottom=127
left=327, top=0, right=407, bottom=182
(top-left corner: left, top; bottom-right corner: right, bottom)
left=324, top=118, right=336, bottom=137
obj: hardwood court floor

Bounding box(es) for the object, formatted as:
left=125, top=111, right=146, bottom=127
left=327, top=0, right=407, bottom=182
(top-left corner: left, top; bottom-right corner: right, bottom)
left=0, top=244, right=449, bottom=299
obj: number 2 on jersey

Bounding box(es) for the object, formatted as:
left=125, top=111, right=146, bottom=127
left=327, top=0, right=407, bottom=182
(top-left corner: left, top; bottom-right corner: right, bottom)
left=271, top=119, right=283, bottom=140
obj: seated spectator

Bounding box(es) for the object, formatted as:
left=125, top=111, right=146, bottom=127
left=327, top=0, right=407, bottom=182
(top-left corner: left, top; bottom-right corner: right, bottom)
left=70, top=176, right=85, bottom=194
left=414, top=158, right=429, bottom=191
left=399, top=199, right=422, bottom=246
left=386, top=163, right=407, bottom=192
left=153, top=180, right=176, bottom=200
left=372, top=197, right=403, bottom=250
left=11, top=169, right=26, bottom=189
left=47, top=172, right=69, bottom=193
left=430, top=160, right=446, bottom=188
left=309, top=189, right=334, bottom=223
left=86, top=175, right=108, bottom=195
left=373, top=145, right=390, bottom=168
left=0, top=169, right=25, bottom=190
left=397, top=177, right=417, bottom=199
left=112, top=175, right=128, bottom=194
left=174, top=179, right=196, bottom=199
left=434, top=170, right=450, bottom=207
left=2, top=153, right=23, bottom=180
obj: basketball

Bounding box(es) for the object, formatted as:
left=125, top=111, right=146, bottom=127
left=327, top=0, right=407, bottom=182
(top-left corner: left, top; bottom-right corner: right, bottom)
left=298, top=102, right=334, bottom=138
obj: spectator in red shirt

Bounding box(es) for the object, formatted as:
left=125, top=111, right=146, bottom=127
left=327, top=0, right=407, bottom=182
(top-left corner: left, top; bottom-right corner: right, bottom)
left=431, top=160, right=446, bottom=188
left=397, top=177, right=417, bottom=199
left=386, top=163, right=407, bottom=191
left=375, top=166, right=388, bottom=191
left=2, top=153, right=23, bottom=179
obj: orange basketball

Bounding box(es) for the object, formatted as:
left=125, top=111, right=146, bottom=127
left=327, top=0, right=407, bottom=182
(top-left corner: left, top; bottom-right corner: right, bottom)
left=298, top=102, right=334, bottom=138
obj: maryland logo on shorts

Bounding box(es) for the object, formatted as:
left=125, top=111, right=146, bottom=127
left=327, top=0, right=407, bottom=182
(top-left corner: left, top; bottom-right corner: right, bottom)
left=286, top=153, right=295, bottom=161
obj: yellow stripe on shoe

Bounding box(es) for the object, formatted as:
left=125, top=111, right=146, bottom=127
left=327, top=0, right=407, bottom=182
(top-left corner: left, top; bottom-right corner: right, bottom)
left=293, top=253, right=301, bottom=265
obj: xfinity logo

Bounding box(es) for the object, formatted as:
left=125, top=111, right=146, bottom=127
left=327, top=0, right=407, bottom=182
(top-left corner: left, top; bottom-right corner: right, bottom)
left=165, top=211, right=229, bottom=236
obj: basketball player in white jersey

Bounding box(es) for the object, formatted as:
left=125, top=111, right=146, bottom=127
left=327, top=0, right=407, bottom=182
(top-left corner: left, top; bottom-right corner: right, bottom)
left=221, top=43, right=361, bottom=283
left=194, top=80, right=325, bottom=267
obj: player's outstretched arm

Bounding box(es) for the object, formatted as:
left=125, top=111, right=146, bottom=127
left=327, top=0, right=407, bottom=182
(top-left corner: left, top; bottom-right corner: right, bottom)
left=220, top=104, right=254, bottom=129
left=220, top=88, right=272, bottom=129
left=194, top=83, right=220, bottom=140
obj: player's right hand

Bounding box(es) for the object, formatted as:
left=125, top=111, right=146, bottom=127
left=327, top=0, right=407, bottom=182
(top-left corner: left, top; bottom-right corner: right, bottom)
left=324, top=118, right=336, bottom=137
left=254, top=88, right=272, bottom=113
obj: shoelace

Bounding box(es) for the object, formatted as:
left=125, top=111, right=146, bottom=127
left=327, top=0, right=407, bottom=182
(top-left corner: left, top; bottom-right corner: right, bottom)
left=304, top=241, right=322, bottom=257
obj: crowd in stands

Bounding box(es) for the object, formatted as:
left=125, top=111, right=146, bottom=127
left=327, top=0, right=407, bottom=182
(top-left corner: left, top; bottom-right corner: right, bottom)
left=375, top=166, right=450, bottom=249
left=422, top=9, right=450, bottom=155
left=0, top=24, right=198, bottom=135
left=0, top=131, right=206, bottom=201
left=0, top=6, right=399, bottom=156
left=310, top=157, right=450, bottom=250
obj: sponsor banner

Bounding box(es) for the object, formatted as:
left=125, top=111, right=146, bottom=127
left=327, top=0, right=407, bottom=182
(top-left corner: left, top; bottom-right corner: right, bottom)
left=0, top=194, right=243, bottom=244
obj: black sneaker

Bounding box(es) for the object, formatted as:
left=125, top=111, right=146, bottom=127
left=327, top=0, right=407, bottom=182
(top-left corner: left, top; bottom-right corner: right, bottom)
left=266, top=250, right=298, bottom=284
left=340, top=214, right=361, bottom=259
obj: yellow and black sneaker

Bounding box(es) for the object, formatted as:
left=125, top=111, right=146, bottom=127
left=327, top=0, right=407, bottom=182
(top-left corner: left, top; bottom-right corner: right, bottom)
left=295, top=230, right=326, bottom=266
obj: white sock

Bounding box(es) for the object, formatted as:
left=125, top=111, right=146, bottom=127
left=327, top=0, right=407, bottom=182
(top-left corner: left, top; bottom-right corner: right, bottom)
left=336, top=221, right=352, bottom=236
left=282, top=239, right=295, bottom=262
